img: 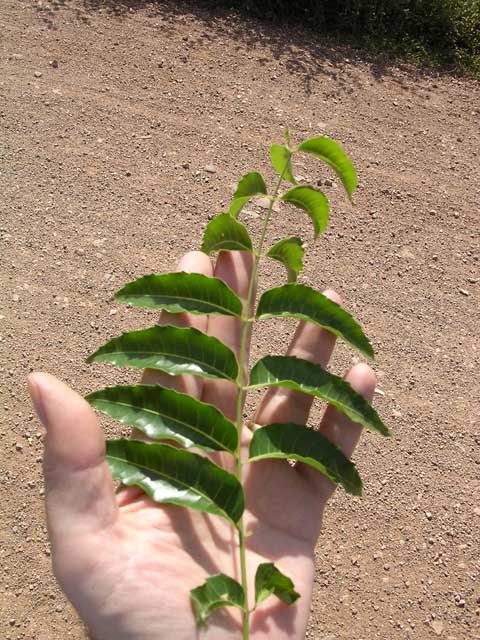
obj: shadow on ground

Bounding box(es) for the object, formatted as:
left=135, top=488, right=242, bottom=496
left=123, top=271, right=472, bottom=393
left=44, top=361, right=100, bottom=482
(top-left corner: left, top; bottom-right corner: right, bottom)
left=34, top=0, right=440, bottom=94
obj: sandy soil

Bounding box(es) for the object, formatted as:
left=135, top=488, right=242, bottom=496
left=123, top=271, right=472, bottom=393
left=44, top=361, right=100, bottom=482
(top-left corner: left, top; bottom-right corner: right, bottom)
left=0, top=1, right=479, bottom=638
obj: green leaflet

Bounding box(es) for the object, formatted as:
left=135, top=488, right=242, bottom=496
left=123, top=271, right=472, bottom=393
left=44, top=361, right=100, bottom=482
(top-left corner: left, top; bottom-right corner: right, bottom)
left=281, top=186, right=329, bottom=239
left=115, top=272, right=242, bottom=317
left=228, top=172, right=267, bottom=218
left=298, top=136, right=357, bottom=199
left=106, top=440, right=244, bottom=525
left=254, top=563, right=300, bottom=607
left=248, top=356, right=389, bottom=436
left=248, top=423, right=362, bottom=495
left=270, top=144, right=296, bottom=184
left=256, top=283, right=374, bottom=359
left=201, top=213, right=253, bottom=254
left=86, top=325, right=238, bottom=381
left=265, top=237, right=304, bottom=282
left=86, top=384, right=238, bottom=452
left=191, top=573, right=245, bottom=628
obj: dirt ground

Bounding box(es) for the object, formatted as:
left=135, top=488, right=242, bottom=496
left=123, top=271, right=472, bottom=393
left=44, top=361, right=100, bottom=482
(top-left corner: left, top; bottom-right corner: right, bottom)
left=1, top=0, right=479, bottom=638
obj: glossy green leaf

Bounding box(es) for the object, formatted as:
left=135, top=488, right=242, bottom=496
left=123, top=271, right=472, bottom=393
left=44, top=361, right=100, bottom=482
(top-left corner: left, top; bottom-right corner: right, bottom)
left=266, top=237, right=304, bottom=282
left=191, top=573, right=245, bottom=628
left=201, top=213, right=253, bottom=254
left=115, top=272, right=242, bottom=317
left=86, top=325, right=238, bottom=381
left=228, top=172, right=267, bottom=218
left=298, top=136, right=357, bottom=199
left=256, top=284, right=373, bottom=359
left=106, top=439, right=244, bottom=524
left=254, top=562, right=300, bottom=607
left=248, top=356, right=389, bottom=436
left=281, top=186, right=329, bottom=239
left=248, top=423, right=362, bottom=495
left=86, top=384, right=238, bottom=452
left=270, top=144, right=296, bottom=184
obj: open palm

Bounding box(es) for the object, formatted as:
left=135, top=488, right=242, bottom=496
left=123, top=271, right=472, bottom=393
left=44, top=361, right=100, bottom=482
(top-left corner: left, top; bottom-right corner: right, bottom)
left=28, top=250, right=375, bottom=640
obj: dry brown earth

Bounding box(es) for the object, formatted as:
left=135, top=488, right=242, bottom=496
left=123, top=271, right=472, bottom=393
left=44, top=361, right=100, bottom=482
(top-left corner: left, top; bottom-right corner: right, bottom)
left=0, top=1, right=479, bottom=639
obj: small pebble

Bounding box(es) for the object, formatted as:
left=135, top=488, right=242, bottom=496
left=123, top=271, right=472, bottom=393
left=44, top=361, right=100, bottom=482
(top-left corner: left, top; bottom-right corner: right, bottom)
left=257, top=197, right=270, bottom=209
left=459, top=289, right=469, bottom=296
left=431, top=619, right=444, bottom=636
left=33, top=71, right=42, bottom=78
left=204, top=164, right=217, bottom=174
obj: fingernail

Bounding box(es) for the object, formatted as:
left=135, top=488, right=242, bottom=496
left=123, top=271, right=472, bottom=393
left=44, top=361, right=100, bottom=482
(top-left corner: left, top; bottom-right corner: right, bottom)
left=27, top=374, right=48, bottom=427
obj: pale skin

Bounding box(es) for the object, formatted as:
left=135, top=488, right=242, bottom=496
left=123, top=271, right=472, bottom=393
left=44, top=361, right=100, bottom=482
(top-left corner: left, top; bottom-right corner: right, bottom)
left=27, top=250, right=376, bottom=640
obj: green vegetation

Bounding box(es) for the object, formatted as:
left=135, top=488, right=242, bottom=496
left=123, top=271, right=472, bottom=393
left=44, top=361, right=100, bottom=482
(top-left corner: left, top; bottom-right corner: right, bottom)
left=208, top=0, right=480, bottom=76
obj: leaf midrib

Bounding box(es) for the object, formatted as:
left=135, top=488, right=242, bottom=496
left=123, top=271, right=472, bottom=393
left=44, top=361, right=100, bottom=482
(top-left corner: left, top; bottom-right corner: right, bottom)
left=209, top=240, right=248, bottom=250
left=246, top=378, right=362, bottom=422
left=107, top=452, right=233, bottom=521
left=118, top=291, right=238, bottom=316
left=97, top=347, right=234, bottom=380
left=94, top=398, right=230, bottom=450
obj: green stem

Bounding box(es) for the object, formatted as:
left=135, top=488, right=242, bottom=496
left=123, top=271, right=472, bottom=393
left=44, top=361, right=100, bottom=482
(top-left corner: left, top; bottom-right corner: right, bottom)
left=234, top=161, right=289, bottom=640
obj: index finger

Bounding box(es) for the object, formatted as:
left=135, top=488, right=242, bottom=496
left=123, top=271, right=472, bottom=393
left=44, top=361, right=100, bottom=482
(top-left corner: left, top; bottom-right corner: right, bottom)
left=141, top=250, right=213, bottom=399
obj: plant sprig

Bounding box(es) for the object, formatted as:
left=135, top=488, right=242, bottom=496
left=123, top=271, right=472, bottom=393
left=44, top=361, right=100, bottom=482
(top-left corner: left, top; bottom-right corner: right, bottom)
left=86, top=131, right=389, bottom=638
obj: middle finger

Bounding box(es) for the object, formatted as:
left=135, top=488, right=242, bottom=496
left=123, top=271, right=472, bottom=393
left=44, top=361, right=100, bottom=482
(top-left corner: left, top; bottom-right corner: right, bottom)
left=201, top=251, right=254, bottom=420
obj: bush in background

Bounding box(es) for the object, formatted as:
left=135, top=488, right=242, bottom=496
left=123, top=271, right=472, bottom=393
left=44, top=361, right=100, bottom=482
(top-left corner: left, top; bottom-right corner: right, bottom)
left=202, top=0, right=480, bottom=74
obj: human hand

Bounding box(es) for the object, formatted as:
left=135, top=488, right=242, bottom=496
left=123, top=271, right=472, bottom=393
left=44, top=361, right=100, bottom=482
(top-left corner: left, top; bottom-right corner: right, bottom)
left=28, top=250, right=376, bottom=640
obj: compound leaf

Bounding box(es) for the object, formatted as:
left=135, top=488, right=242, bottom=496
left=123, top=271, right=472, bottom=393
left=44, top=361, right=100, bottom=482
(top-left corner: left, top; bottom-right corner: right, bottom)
left=87, top=325, right=238, bottom=381
left=106, top=440, right=244, bottom=524
left=201, top=213, right=253, bottom=254
left=248, top=356, right=389, bottom=436
left=191, top=573, right=245, bottom=628
left=281, top=186, right=329, bottom=238
left=248, top=423, right=362, bottom=495
left=115, top=272, right=242, bottom=317
left=86, top=384, right=238, bottom=452
left=228, top=172, right=267, bottom=218
left=270, top=144, right=296, bottom=184
left=254, top=562, right=300, bottom=608
left=256, top=284, right=373, bottom=359
left=266, top=237, right=304, bottom=282
left=298, top=136, right=357, bottom=199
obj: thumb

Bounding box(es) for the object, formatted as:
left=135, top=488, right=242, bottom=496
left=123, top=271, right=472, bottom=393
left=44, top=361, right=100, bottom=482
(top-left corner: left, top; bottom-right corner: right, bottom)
left=28, top=372, right=118, bottom=540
